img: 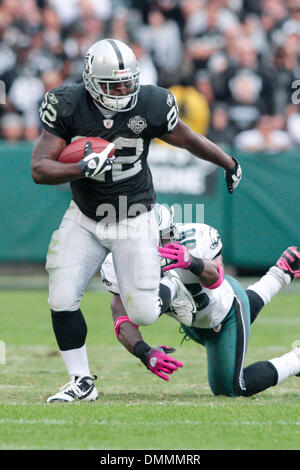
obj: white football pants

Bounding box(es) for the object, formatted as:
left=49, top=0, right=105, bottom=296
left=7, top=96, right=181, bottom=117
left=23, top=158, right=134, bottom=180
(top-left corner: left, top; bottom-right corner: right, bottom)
left=46, top=201, right=161, bottom=325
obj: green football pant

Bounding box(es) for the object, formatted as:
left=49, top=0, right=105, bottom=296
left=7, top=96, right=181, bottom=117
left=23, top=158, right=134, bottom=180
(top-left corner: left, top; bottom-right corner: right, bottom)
left=180, top=276, right=251, bottom=397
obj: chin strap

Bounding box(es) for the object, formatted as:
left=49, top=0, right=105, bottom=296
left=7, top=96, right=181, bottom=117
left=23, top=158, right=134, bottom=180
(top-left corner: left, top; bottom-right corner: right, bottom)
left=102, top=95, right=131, bottom=111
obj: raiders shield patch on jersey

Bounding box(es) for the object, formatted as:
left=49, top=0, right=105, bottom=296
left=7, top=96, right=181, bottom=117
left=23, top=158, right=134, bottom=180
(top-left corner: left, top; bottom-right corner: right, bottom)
left=127, top=116, right=147, bottom=134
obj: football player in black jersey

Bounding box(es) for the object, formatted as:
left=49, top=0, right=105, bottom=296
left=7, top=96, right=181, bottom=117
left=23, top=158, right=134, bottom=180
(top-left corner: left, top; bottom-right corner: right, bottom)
left=31, top=38, right=242, bottom=403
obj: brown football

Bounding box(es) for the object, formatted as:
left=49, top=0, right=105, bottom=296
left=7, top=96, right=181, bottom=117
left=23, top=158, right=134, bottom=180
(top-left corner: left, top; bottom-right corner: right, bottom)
left=58, top=137, right=115, bottom=163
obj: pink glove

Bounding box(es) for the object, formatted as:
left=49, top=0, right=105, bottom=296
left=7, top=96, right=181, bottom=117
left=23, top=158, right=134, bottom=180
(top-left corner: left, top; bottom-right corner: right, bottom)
left=158, top=243, right=191, bottom=271
left=146, top=346, right=184, bottom=381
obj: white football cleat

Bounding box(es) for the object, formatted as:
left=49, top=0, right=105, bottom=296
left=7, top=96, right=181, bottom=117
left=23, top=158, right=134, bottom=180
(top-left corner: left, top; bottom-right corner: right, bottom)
left=47, top=375, right=98, bottom=403
left=165, top=270, right=196, bottom=327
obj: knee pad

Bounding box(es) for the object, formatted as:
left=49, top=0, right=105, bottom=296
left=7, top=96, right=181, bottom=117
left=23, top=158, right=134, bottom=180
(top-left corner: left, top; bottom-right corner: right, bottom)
left=48, top=291, right=80, bottom=312
left=242, top=361, right=278, bottom=397
left=126, top=291, right=161, bottom=326
left=48, top=268, right=81, bottom=312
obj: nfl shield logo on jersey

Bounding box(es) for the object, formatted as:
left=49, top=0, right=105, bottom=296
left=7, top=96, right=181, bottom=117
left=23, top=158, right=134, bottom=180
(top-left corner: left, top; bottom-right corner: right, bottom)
left=103, top=119, right=114, bottom=129
left=127, top=116, right=147, bottom=134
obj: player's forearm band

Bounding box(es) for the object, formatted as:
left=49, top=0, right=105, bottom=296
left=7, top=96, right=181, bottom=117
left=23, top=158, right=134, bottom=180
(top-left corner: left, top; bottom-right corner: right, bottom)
left=114, top=316, right=139, bottom=340
left=188, top=255, right=205, bottom=276
left=202, top=263, right=224, bottom=289
left=133, top=340, right=151, bottom=365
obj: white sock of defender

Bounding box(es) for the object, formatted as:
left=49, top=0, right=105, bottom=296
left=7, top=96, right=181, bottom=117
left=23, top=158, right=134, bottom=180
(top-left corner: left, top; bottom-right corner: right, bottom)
left=60, top=344, right=91, bottom=378
left=269, top=347, right=300, bottom=384
left=247, top=266, right=290, bottom=305
left=160, top=276, right=177, bottom=301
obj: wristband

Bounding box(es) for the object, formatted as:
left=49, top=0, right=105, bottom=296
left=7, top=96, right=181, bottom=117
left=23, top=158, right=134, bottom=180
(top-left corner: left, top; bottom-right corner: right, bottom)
left=189, top=255, right=205, bottom=276
left=114, top=316, right=139, bottom=339
left=202, top=262, right=224, bottom=289
left=133, top=340, right=151, bottom=365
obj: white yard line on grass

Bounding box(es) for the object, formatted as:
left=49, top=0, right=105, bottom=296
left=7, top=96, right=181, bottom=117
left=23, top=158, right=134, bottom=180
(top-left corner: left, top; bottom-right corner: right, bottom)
left=0, top=418, right=68, bottom=425
left=0, top=385, right=32, bottom=389
left=0, top=418, right=299, bottom=427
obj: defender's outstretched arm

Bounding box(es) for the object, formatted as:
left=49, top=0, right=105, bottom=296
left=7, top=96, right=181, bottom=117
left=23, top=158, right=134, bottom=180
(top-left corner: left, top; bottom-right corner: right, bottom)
left=111, top=294, right=183, bottom=381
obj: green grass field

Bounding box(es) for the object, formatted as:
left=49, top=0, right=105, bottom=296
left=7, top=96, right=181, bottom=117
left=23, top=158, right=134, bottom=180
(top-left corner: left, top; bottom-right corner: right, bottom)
left=0, top=289, right=300, bottom=450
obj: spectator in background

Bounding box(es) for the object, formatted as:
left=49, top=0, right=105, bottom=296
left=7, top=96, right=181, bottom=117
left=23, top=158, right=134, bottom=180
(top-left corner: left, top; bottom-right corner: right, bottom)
left=179, top=0, right=204, bottom=40
left=131, top=42, right=158, bottom=86
left=48, top=0, right=112, bottom=26
left=182, top=0, right=239, bottom=75
left=207, top=24, right=242, bottom=99
left=169, top=83, right=210, bottom=135
left=241, top=13, right=269, bottom=56
left=41, top=69, right=63, bottom=91
left=282, top=2, right=300, bottom=36
left=80, top=0, right=112, bottom=22
left=62, top=17, right=105, bottom=84
left=0, top=0, right=299, bottom=148
left=234, top=114, right=292, bottom=152
left=184, top=1, right=226, bottom=72
left=218, top=38, right=273, bottom=133
left=260, top=0, right=288, bottom=44
left=181, top=0, right=239, bottom=41
left=194, top=70, right=215, bottom=107
left=152, top=0, right=185, bottom=31
left=206, top=103, right=235, bottom=149
left=0, top=112, right=24, bottom=141
left=136, top=8, right=182, bottom=87
left=8, top=73, right=44, bottom=135
left=269, top=44, right=300, bottom=116
left=25, top=8, right=65, bottom=76
left=47, top=0, right=81, bottom=26
left=110, top=6, right=130, bottom=43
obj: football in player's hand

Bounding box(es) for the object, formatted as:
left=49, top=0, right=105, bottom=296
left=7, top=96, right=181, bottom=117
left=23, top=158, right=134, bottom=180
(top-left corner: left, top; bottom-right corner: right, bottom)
left=58, top=137, right=115, bottom=163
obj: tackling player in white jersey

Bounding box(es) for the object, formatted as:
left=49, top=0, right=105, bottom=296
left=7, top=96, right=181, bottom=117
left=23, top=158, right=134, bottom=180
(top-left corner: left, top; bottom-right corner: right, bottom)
left=101, top=204, right=300, bottom=396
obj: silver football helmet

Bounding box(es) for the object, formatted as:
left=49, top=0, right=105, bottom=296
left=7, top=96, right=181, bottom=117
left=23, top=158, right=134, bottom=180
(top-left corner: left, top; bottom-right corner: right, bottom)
left=82, top=38, right=140, bottom=112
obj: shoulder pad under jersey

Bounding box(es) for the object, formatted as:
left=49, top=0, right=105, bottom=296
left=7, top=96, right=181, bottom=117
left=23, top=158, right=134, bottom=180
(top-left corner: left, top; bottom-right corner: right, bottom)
left=46, top=84, right=87, bottom=118
left=139, top=85, right=179, bottom=134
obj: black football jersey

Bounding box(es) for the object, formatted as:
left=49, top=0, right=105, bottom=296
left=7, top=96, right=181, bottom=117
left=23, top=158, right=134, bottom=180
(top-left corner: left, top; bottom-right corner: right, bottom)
left=39, top=84, right=179, bottom=221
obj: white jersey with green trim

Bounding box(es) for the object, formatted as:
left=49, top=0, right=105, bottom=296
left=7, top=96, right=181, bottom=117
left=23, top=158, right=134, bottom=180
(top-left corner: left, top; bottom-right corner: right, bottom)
left=172, top=223, right=234, bottom=328
left=100, top=223, right=235, bottom=329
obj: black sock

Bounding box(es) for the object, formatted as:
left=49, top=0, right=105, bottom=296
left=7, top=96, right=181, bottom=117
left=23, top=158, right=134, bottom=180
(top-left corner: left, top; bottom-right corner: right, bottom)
left=242, top=361, right=278, bottom=396
left=246, top=289, right=265, bottom=324
left=158, top=283, right=172, bottom=315
left=51, top=309, right=87, bottom=351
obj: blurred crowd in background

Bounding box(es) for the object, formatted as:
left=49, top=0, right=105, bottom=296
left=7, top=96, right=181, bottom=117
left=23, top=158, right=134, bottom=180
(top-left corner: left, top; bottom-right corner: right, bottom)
left=1, top=0, right=300, bottom=152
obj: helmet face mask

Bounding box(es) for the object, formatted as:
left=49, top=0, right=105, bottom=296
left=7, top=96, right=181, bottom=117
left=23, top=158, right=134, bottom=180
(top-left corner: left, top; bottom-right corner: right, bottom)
left=83, top=40, right=140, bottom=112
left=93, top=74, right=139, bottom=111
left=155, top=204, right=179, bottom=246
